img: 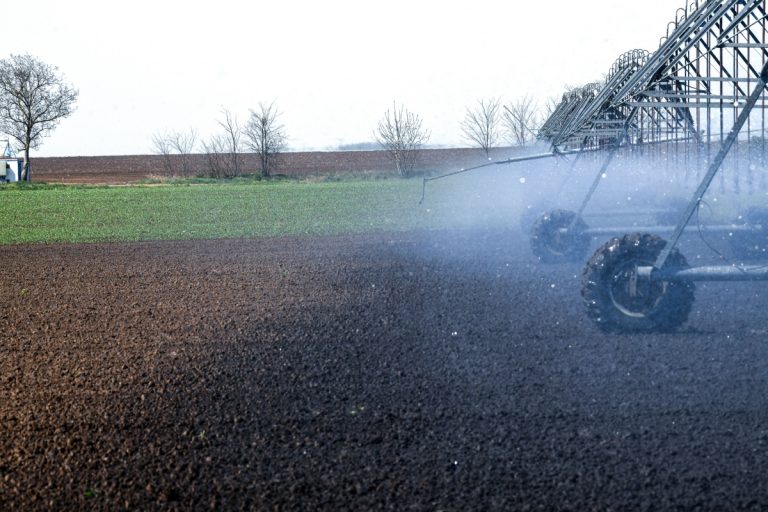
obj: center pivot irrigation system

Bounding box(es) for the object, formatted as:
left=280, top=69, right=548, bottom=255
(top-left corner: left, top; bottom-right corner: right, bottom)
left=423, top=0, right=768, bottom=332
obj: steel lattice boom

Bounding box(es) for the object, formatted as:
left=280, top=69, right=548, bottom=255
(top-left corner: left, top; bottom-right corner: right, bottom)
left=541, top=0, right=768, bottom=168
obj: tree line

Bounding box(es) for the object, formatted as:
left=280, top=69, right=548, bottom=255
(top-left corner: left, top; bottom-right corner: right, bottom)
left=373, top=96, right=542, bottom=177
left=154, top=96, right=544, bottom=179
left=0, top=53, right=548, bottom=181
left=152, top=102, right=287, bottom=179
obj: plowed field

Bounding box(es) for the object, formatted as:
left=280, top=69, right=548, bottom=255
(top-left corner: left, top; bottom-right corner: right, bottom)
left=2, top=229, right=768, bottom=510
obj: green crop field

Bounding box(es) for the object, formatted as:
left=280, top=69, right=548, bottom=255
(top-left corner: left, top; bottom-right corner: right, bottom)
left=0, top=177, right=521, bottom=245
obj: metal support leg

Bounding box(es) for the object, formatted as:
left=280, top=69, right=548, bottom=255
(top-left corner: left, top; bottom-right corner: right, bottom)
left=568, top=108, right=639, bottom=230
left=571, top=146, right=619, bottom=227
left=553, top=151, right=584, bottom=203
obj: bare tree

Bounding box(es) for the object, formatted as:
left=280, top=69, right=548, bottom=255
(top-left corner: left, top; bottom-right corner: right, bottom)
left=169, top=128, right=198, bottom=176
left=150, top=131, right=175, bottom=174
left=217, top=109, right=243, bottom=176
left=244, top=102, right=287, bottom=178
left=0, top=54, right=78, bottom=180
left=200, top=135, right=228, bottom=178
left=375, top=102, right=430, bottom=177
left=200, top=109, right=243, bottom=178
left=543, top=96, right=561, bottom=117
left=503, top=95, right=539, bottom=146
left=461, top=98, right=502, bottom=157
left=151, top=127, right=198, bottom=176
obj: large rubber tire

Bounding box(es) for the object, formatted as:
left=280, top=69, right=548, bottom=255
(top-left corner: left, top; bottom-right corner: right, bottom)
left=520, top=202, right=552, bottom=235
left=729, top=207, right=768, bottom=261
left=530, top=209, right=590, bottom=264
left=582, top=233, right=695, bottom=333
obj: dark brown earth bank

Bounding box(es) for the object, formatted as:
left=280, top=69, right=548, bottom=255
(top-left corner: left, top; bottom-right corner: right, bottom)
left=2, top=228, right=768, bottom=510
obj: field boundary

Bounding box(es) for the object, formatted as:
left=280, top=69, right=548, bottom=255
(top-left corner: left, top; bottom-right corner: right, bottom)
left=31, top=146, right=530, bottom=184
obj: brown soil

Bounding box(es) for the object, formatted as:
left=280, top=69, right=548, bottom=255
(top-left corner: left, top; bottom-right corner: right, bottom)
left=31, top=147, right=506, bottom=184
left=2, top=228, right=768, bottom=510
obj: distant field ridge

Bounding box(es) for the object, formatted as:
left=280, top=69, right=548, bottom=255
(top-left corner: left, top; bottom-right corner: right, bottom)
left=32, top=147, right=529, bottom=184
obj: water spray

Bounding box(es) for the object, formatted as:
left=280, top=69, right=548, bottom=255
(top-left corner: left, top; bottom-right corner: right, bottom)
left=418, top=150, right=582, bottom=205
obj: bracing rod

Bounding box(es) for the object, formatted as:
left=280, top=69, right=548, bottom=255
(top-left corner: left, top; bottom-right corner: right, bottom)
left=418, top=147, right=596, bottom=205
left=638, top=265, right=768, bottom=282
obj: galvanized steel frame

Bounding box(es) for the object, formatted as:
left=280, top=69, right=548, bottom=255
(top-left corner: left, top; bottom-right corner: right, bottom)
left=540, top=0, right=768, bottom=166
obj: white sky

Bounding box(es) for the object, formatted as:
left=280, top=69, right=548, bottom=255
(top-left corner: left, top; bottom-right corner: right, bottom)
left=7, top=0, right=684, bottom=157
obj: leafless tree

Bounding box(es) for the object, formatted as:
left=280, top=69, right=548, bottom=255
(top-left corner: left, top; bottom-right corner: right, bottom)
left=200, top=134, right=228, bottom=178
left=0, top=54, right=78, bottom=181
left=503, top=95, right=539, bottom=146
left=374, top=102, right=430, bottom=177
left=244, top=102, right=287, bottom=178
left=461, top=98, right=502, bottom=157
left=169, top=128, right=198, bottom=176
left=543, top=96, right=561, bottom=117
left=217, top=109, right=243, bottom=176
left=151, top=127, right=198, bottom=176
left=150, top=131, right=175, bottom=174
left=201, top=109, right=243, bottom=178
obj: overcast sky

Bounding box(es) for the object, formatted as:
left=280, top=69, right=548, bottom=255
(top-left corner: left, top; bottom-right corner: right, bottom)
left=7, top=0, right=684, bottom=157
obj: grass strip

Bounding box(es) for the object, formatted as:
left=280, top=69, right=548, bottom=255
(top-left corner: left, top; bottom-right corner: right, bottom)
left=0, top=179, right=489, bottom=244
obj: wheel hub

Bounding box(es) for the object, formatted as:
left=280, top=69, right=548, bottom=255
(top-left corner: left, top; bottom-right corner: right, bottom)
left=608, top=260, right=667, bottom=318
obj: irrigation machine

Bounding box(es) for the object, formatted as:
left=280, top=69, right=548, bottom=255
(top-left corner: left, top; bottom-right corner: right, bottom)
left=423, top=0, right=768, bottom=332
